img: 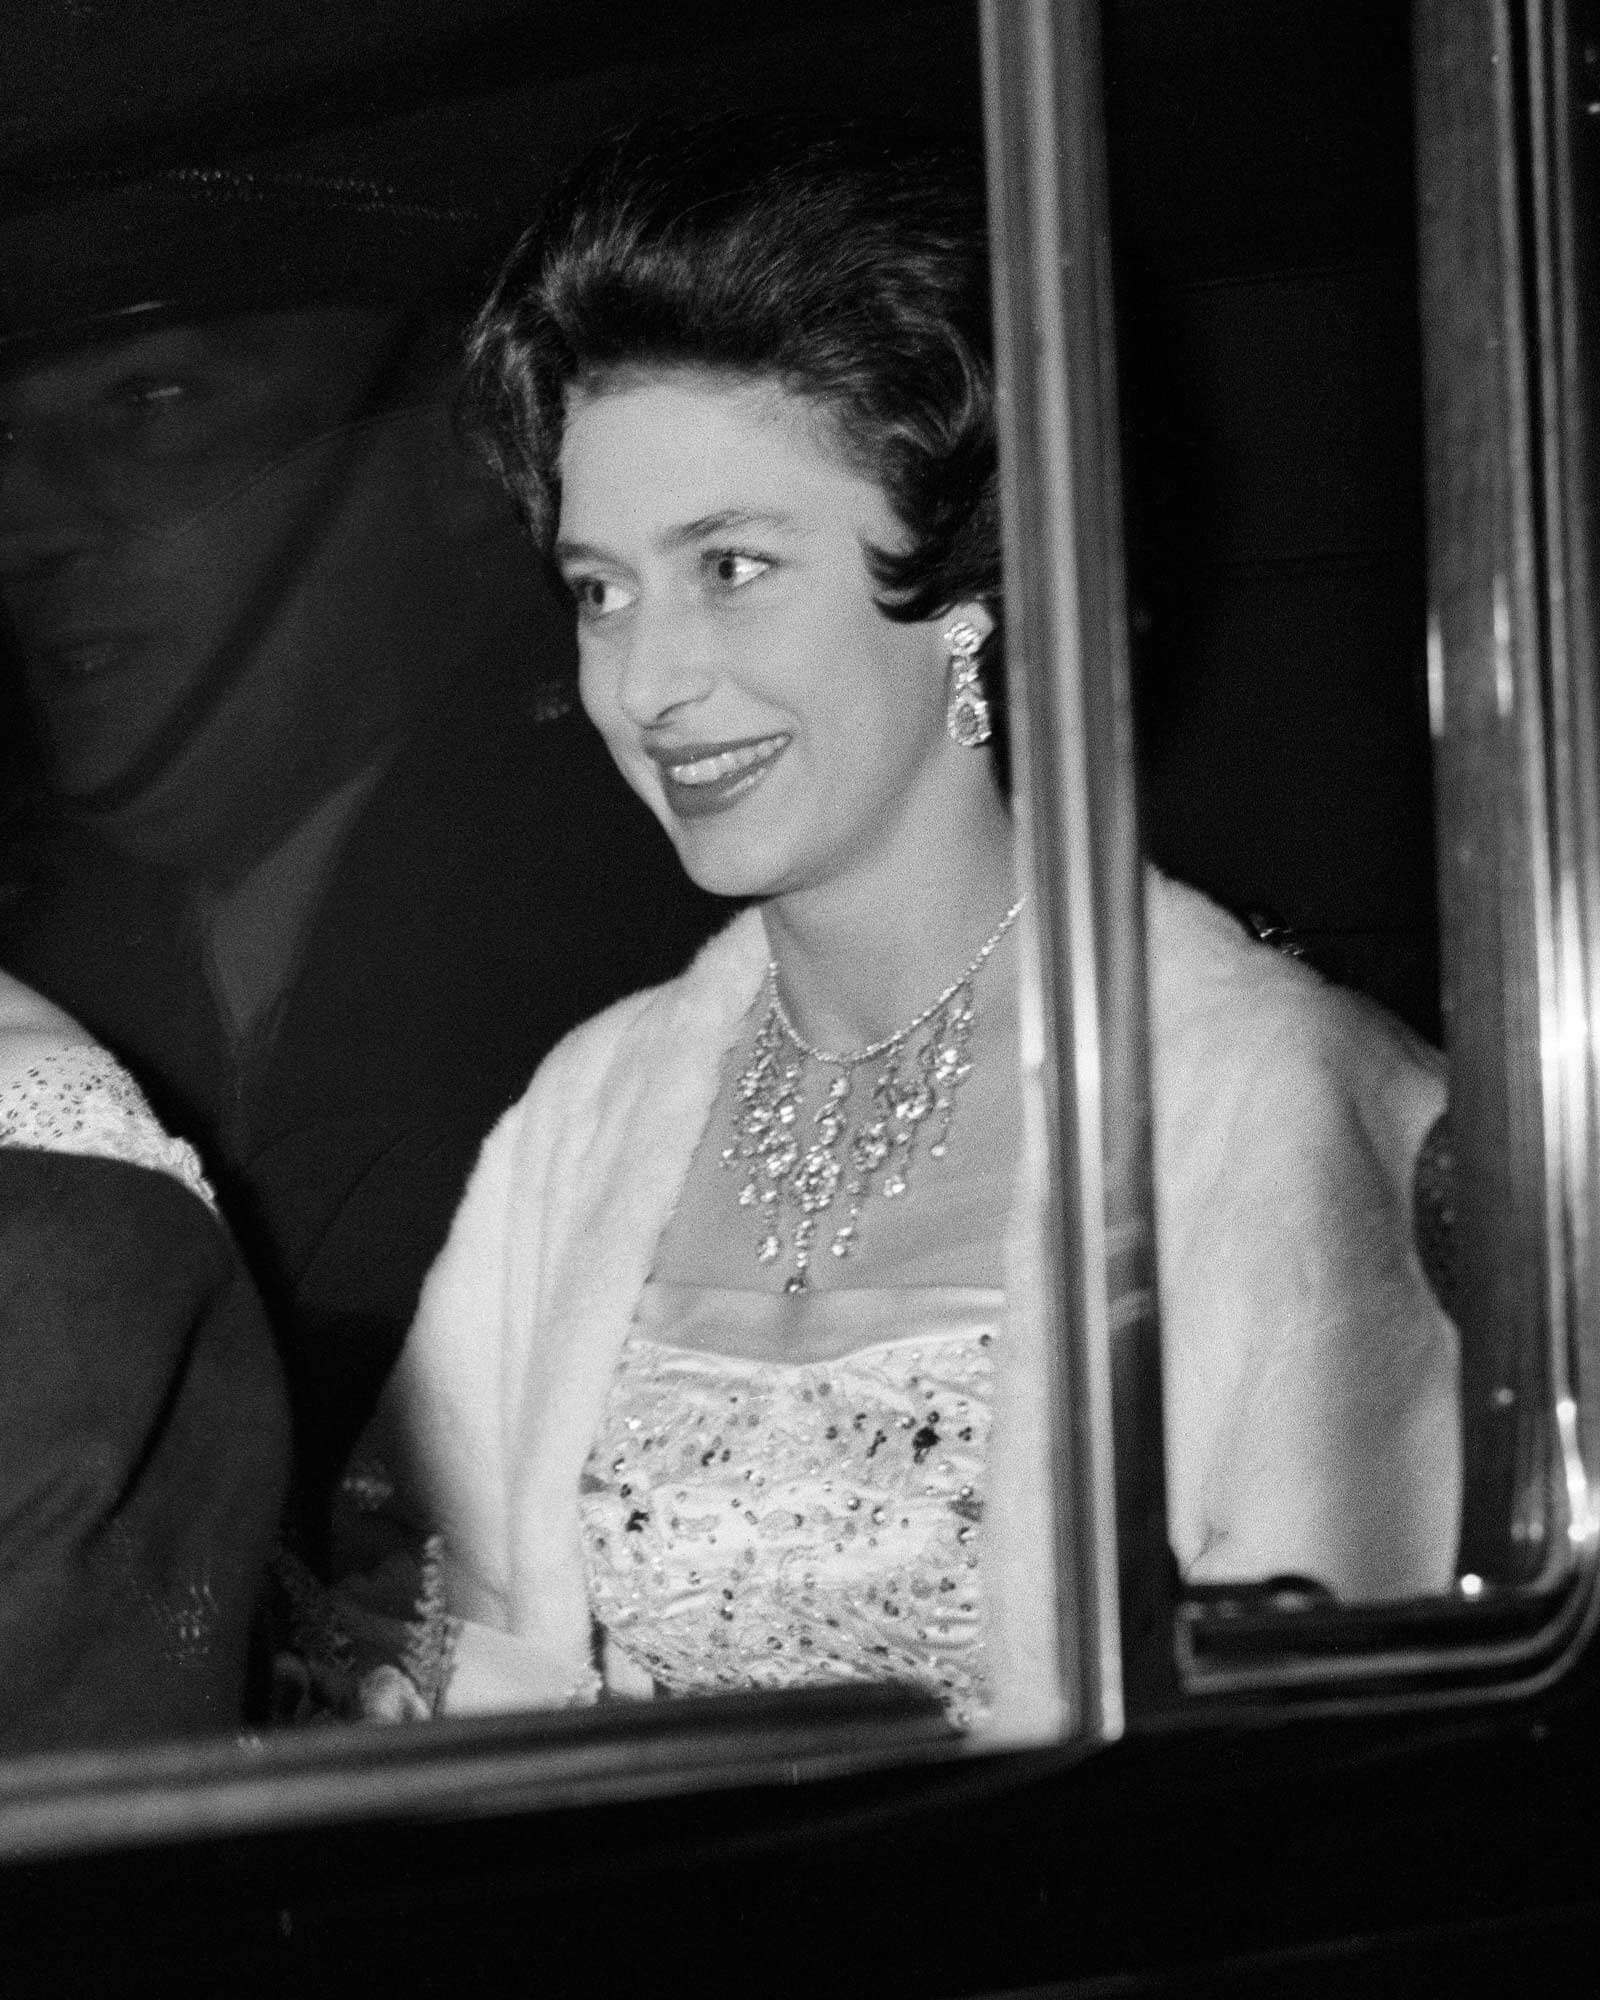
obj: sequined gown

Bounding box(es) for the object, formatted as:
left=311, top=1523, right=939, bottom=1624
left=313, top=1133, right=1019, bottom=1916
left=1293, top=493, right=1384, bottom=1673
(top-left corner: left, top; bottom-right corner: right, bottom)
left=580, top=1282, right=999, bottom=1725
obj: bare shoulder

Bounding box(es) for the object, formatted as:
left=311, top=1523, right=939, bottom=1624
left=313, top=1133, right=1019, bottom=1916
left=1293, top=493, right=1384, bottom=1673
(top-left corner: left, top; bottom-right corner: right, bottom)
left=0, top=968, right=97, bottom=1089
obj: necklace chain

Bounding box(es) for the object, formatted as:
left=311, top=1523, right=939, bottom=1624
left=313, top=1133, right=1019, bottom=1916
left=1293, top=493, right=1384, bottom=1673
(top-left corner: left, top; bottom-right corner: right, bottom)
left=768, top=896, right=1026, bottom=1065
left=722, top=896, right=1026, bottom=1294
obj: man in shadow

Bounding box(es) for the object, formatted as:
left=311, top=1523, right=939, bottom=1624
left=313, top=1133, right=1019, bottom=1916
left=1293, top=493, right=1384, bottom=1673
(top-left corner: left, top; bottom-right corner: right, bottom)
left=0, top=160, right=721, bottom=1530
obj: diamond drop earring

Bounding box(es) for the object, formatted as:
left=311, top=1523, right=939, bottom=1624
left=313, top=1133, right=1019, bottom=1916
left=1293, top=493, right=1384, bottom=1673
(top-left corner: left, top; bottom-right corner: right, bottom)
left=944, top=620, right=992, bottom=748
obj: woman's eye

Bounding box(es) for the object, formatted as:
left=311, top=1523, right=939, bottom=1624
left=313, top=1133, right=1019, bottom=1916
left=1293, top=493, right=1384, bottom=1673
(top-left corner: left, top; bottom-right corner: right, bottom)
left=569, top=575, right=635, bottom=619
left=706, top=549, right=771, bottom=590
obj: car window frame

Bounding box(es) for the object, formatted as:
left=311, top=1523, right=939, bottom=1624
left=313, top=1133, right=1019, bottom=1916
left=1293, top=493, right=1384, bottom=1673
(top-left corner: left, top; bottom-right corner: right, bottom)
left=6, top=0, right=1600, bottom=1869
left=1162, top=0, right=1600, bottom=1713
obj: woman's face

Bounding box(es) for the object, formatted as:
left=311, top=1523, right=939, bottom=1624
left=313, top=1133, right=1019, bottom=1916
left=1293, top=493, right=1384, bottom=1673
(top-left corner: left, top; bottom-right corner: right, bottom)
left=555, top=370, right=992, bottom=907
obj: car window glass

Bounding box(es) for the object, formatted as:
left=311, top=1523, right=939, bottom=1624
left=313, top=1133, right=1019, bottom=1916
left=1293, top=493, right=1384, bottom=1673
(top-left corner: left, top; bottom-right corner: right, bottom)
left=0, top=2, right=1101, bottom=1843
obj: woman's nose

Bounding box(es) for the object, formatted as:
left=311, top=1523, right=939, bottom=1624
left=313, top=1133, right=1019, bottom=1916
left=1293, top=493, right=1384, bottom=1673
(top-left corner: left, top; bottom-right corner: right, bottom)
left=612, top=603, right=716, bottom=725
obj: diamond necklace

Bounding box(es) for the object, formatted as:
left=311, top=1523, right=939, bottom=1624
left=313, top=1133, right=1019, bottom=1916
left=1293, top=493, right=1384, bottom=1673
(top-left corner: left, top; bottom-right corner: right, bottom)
left=722, top=896, right=1026, bottom=1294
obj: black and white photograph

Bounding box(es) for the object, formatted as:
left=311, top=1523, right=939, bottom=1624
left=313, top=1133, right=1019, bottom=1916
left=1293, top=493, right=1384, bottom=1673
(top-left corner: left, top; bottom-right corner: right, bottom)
left=2, top=2, right=1600, bottom=1993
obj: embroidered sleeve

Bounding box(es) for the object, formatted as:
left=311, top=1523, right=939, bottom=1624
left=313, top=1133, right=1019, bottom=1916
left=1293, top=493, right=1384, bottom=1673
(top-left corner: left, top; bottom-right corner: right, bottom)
left=0, top=1045, right=216, bottom=1210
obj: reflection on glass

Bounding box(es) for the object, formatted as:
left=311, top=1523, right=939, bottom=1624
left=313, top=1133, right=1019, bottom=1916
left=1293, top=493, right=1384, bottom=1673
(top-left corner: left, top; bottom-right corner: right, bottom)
left=0, top=155, right=720, bottom=1750
left=0, top=285, right=714, bottom=1511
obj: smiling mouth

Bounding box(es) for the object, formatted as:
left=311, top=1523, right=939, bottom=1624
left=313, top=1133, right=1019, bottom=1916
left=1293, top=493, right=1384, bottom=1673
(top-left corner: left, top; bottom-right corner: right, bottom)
left=663, top=735, right=788, bottom=785
left=650, top=732, right=790, bottom=819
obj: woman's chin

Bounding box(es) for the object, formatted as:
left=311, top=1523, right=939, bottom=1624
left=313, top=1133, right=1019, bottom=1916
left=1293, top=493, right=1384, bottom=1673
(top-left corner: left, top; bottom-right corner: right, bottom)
left=672, top=852, right=780, bottom=903
left=664, top=823, right=792, bottom=904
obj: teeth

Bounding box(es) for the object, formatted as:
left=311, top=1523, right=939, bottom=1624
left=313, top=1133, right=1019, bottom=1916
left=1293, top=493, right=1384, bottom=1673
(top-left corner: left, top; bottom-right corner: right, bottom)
left=668, top=736, right=786, bottom=786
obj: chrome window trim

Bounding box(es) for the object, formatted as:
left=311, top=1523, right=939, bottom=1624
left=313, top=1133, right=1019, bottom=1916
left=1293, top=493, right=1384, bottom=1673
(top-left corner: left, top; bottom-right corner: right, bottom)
left=0, top=1688, right=971, bottom=1864
left=1173, top=0, right=1600, bottom=1706
left=1417, top=0, right=1569, bottom=1589
left=1525, top=0, right=1600, bottom=1591
left=981, top=0, right=1172, bottom=1737
left=977, top=0, right=1600, bottom=1723
left=1411, top=0, right=1600, bottom=1611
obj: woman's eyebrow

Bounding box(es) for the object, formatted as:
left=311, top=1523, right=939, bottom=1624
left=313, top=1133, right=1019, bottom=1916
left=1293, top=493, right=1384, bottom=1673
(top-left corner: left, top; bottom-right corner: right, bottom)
left=662, top=508, right=795, bottom=548
left=554, top=509, right=797, bottom=569
left=552, top=537, right=604, bottom=566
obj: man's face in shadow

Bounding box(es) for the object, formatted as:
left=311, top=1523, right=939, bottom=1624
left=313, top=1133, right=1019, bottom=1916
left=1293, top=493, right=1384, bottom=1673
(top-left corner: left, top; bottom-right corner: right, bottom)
left=0, top=307, right=511, bottom=873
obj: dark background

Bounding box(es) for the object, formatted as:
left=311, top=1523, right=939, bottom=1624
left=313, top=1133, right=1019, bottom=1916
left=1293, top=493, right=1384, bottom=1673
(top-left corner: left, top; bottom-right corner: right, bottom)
left=1105, top=0, right=1436, bottom=1038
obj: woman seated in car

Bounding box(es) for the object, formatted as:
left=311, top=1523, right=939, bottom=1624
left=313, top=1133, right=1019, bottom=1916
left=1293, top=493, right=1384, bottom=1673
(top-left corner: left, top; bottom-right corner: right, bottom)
left=360, top=116, right=1458, bottom=1732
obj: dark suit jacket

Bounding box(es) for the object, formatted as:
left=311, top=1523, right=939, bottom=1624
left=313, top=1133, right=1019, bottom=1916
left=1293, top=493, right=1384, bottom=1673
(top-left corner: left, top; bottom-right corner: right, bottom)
left=0, top=1149, right=289, bottom=1750
left=0, top=656, right=721, bottom=1519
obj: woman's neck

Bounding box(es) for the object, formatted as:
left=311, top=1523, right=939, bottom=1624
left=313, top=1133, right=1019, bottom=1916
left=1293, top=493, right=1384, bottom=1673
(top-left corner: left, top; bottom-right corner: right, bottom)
left=759, top=785, right=1019, bottom=1052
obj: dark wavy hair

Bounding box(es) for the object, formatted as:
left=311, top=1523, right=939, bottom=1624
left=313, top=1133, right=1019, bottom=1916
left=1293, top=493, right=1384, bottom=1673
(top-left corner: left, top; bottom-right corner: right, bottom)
left=464, top=116, right=999, bottom=643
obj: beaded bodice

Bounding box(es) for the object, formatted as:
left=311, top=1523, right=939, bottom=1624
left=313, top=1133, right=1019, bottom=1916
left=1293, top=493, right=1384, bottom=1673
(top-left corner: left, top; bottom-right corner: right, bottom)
left=0, top=1044, right=214, bottom=1208
left=580, top=1282, right=998, bottom=1726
